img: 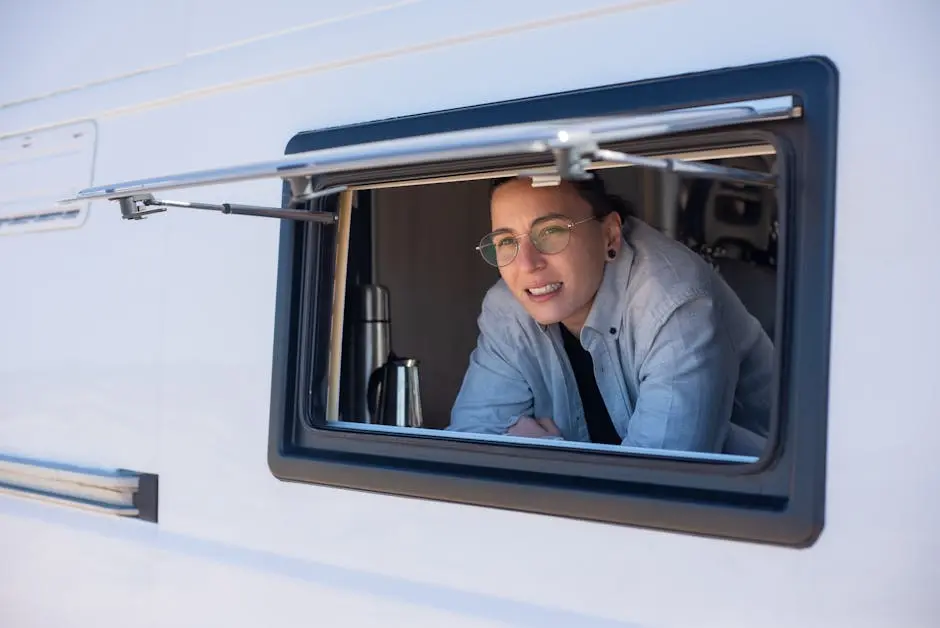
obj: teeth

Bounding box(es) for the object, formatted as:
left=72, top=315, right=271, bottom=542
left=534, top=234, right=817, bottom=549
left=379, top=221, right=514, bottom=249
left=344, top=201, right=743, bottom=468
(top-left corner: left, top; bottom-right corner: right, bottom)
left=528, top=283, right=561, bottom=296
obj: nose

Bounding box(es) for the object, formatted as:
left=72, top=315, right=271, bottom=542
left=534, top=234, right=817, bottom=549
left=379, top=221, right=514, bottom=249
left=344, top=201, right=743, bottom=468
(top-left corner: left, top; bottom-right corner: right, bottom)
left=514, top=236, right=546, bottom=272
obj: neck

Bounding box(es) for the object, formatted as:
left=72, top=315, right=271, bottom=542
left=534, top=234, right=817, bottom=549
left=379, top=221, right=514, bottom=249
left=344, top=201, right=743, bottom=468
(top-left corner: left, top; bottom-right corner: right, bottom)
left=561, top=300, right=593, bottom=336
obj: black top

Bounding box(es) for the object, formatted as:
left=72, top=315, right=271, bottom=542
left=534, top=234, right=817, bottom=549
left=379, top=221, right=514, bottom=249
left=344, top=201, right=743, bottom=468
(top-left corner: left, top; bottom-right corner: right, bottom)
left=558, top=324, right=622, bottom=445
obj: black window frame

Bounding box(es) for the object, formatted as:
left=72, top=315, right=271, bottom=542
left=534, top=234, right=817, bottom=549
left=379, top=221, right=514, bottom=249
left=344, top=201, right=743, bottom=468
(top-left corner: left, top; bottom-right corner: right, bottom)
left=267, top=55, right=838, bottom=547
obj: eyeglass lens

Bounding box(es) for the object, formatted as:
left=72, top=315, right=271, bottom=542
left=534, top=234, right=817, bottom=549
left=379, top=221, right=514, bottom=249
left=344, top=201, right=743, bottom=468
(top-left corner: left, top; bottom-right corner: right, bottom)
left=479, top=217, right=574, bottom=267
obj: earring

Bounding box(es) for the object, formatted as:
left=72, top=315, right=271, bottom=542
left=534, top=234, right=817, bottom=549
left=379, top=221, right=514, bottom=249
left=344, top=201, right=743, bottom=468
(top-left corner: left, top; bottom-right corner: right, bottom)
left=607, top=249, right=616, bottom=260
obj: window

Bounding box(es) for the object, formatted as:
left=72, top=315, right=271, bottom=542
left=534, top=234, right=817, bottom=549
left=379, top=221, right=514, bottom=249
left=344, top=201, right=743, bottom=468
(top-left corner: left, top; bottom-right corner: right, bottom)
left=72, top=55, right=838, bottom=546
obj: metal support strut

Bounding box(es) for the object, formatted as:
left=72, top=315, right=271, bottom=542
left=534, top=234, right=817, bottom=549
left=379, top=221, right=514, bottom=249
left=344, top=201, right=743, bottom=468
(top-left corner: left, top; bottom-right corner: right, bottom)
left=115, top=184, right=347, bottom=222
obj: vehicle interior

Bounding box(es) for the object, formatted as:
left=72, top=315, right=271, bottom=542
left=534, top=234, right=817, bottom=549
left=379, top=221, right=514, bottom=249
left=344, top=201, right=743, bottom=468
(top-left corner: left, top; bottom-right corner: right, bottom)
left=332, top=145, right=780, bottom=432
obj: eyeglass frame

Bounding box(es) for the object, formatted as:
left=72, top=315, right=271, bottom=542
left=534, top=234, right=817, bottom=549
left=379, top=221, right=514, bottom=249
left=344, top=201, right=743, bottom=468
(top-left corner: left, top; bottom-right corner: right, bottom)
left=475, top=214, right=599, bottom=268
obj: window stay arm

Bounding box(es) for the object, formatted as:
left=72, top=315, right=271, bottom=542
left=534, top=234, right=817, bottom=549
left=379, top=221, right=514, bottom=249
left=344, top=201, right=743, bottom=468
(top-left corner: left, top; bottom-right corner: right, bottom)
left=116, top=184, right=347, bottom=222
left=589, top=148, right=776, bottom=188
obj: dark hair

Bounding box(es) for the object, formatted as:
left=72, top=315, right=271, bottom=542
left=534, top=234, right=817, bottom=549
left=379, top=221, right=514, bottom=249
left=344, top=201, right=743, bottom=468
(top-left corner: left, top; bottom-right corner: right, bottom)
left=489, top=174, right=634, bottom=224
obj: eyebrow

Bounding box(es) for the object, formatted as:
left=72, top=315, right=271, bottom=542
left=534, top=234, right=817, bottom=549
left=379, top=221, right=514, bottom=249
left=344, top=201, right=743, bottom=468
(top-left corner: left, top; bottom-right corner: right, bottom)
left=490, top=212, right=571, bottom=235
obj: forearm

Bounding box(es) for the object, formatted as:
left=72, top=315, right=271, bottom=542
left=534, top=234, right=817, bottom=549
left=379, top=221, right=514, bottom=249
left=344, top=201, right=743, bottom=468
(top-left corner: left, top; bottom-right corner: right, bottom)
left=448, top=329, right=534, bottom=435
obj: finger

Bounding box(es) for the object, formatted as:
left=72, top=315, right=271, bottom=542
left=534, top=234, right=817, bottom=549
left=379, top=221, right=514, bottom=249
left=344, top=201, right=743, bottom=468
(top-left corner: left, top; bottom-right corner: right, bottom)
left=535, top=417, right=561, bottom=436
left=507, top=417, right=544, bottom=437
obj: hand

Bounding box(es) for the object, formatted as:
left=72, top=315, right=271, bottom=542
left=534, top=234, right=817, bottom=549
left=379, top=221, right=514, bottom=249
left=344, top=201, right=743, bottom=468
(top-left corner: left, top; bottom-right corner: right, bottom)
left=507, top=416, right=562, bottom=439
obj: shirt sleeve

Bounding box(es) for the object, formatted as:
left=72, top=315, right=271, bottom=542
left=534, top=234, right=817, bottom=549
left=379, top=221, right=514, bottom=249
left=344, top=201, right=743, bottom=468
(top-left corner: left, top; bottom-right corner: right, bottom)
left=622, top=294, right=737, bottom=452
left=447, top=297, right=534, bottom=435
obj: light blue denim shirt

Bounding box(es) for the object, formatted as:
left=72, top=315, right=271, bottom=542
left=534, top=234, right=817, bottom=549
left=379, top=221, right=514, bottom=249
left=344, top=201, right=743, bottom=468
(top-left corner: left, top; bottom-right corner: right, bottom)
left=447, top=218, right=774, bottom=455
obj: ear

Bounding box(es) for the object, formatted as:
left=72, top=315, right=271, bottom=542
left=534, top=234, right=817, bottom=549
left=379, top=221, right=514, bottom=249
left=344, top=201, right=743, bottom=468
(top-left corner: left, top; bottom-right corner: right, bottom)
left=602, top=212, right=623, bottom=257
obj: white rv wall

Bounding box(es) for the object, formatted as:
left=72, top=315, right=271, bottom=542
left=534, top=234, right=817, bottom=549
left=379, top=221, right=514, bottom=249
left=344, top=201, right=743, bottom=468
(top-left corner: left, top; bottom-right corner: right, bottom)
left=1, top=1, right=938, bottom=626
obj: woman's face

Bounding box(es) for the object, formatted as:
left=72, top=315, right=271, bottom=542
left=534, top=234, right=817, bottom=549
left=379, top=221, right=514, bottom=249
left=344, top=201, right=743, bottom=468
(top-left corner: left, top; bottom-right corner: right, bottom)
left=488, top=179, right=622, bottom=332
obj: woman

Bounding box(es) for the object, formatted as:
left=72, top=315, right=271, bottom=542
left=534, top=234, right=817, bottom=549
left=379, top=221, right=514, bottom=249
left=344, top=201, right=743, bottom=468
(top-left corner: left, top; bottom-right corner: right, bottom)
left=447, top=175, right=773, bottom=455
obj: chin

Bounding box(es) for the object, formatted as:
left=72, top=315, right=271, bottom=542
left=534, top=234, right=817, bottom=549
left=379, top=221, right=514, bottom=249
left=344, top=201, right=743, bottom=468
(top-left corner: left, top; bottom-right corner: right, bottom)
left=526, top=304, right=569, bottom=327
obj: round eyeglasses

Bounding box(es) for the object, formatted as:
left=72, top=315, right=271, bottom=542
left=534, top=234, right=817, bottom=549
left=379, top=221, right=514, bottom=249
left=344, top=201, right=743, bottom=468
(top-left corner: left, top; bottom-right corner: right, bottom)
left=476, top=215, right=596, bottom=267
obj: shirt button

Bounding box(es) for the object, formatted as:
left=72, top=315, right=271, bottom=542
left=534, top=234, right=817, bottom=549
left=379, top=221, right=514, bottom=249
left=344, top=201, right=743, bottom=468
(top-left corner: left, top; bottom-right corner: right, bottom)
left=609, top=327, right=616, bottom=335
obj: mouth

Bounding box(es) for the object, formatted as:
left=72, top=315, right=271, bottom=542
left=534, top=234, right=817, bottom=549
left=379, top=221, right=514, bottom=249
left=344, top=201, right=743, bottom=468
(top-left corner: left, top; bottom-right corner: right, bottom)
left=525, top=282, right=563, bottom=302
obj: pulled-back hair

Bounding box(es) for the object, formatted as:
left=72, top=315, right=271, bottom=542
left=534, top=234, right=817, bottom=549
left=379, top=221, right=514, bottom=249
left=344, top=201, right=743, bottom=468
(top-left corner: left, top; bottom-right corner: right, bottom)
left=489, top=174, right=635, bottom=226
